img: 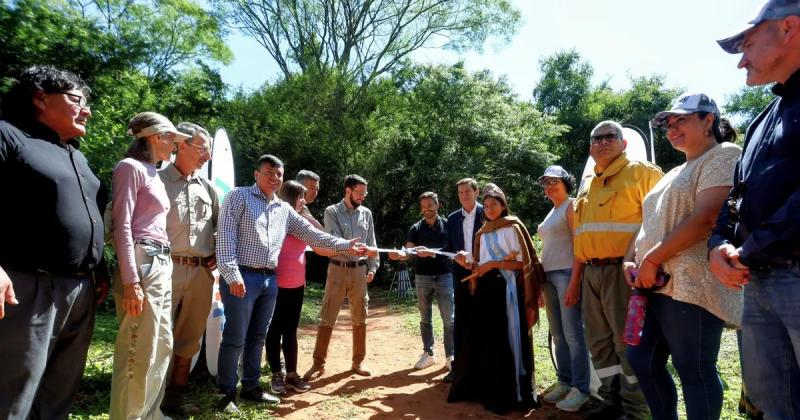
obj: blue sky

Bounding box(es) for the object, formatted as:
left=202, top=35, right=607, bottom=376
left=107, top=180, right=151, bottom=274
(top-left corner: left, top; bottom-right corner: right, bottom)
left=218, top=0, right=764, bottom=107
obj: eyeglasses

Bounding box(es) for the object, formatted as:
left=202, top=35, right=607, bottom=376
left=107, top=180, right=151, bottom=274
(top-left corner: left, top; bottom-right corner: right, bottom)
left=537, top=178, right=560, bottom=188
left=59, top=91, right=90, bottom=110
left=186, top=142, right=211, bottom=154
left=352, top=188, right=368, bottom=198
left=589, top=133, right=618, bottom=145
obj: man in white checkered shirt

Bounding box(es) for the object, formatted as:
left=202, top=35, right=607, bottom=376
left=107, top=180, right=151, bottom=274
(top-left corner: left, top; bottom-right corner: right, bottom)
left=214, top=154, right=363, bottom=413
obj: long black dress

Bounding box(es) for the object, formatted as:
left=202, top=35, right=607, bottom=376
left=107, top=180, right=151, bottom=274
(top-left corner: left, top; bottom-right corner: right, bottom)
left=447, top=268, right=536, bottom=414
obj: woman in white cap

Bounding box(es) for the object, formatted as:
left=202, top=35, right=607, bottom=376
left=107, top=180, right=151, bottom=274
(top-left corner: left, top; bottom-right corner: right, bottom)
left=109, top=111, right=189, bottom=419
left=536, top=165, right=591, bottom=412
left=624, top=93, right=742, bottom=420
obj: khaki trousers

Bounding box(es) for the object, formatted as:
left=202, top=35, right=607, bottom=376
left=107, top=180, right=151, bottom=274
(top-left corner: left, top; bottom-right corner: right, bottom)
left=581, top=263, right=649, bottom=419
left=170, top=263, right=214, bottom=358
left=313, top=264, right=369, bottom=365
left=110, top=245, right=173, bottom=420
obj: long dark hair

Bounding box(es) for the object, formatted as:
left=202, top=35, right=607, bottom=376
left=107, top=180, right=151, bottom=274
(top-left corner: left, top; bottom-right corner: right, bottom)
left=697, top=112, right=738, bottom=143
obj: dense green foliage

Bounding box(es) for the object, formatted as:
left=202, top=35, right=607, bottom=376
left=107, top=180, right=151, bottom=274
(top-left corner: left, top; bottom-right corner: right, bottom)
left=724, top=85, right=775, bottom=132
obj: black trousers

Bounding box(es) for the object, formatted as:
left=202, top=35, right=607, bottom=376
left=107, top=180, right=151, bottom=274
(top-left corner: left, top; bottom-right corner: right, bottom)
left=265, top=286, right=305, bottom=373
left=0, top=270, right=95, bottom=420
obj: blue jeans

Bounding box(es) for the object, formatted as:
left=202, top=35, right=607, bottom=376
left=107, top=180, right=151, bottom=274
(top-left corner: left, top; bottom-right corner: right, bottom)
left=217, top=269, right=278, bottom=394
left=626, top=293, right=724, bottom=420
left=416, top=273, right=455, bottom=357
left=542, top=269, right=591, bottom=394
left=741, top=267, right=800, bottom=419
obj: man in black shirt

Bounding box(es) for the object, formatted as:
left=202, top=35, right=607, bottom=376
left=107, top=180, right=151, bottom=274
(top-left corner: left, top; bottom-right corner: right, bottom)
left=390, top=191, right=455, bottom=374
left=0, top=66, right=105, bottom=419
left=710, top=2, right=800, bottom=417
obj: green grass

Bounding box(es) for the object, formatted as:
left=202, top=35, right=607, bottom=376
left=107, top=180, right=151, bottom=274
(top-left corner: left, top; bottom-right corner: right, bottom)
left=71, top=282, right=750, bottom=419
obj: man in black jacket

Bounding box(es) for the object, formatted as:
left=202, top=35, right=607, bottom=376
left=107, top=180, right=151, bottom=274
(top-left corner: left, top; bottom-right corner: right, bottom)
left=442, top=178, right=484, bottom=383
left=710, top=2, right=800, bottom=417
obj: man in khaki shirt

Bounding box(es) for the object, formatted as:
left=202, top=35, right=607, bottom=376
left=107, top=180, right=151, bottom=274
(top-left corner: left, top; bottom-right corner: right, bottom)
left=159, top=122, right=220, bottom=414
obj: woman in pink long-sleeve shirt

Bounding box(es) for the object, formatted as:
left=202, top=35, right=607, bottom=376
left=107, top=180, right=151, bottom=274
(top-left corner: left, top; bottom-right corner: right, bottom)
left=109, top=112, right=189, bottom=420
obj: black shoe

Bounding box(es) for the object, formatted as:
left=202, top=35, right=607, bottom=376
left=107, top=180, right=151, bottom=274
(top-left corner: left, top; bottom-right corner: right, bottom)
left=442, top=370, right=455, bottom=383
left=216, top=393, right=239, bottom=413
left=584, top=402, right=622, bottom=420
left=240, top=386, right=280, bottom=404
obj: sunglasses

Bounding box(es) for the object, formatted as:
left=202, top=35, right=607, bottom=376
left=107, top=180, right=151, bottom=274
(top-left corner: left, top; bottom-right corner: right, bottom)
left=589, top=133, right=619, bottom=145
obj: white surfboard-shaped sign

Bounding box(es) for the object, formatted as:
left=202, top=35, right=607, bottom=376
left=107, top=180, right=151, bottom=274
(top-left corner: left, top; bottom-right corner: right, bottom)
left=191, top=128, right=236, bottom=377
left=580, top=126, right=652, bottom=190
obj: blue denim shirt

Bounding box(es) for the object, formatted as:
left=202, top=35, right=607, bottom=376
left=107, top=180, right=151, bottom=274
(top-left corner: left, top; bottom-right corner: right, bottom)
left=709, top=69, right=800, bottom=266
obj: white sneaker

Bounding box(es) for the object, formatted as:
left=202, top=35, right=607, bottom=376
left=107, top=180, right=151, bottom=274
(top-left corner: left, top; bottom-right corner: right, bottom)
left=414, top=352, right=435, bottom=370
left=542, top=382, right=571, bottom=403
left=556, top=387, right=590, bottom=412
left=445, top=356, right=454, bottom=371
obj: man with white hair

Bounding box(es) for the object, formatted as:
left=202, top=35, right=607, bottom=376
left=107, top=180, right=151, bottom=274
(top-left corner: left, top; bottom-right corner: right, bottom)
left=564, top=120, right=662, bottom=420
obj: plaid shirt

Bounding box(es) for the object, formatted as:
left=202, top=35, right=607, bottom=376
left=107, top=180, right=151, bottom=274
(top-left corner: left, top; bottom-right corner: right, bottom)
left=217, top=184, right=350, bottom=284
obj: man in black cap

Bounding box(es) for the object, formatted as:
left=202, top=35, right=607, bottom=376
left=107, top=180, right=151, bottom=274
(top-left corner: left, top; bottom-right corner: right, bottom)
left=710, top=1, right=800, bottom=417
left=0, top=66, right=106, bottom=419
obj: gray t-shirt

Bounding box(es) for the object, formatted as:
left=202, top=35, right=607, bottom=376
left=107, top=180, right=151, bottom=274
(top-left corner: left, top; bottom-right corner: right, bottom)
left=537, top=198, right=574, bottom=272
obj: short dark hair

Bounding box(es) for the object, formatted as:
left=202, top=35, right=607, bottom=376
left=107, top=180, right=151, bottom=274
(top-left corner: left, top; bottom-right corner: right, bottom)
left=419, top=191, right=439, bottom=205
left=1, top=66, right=89, bottom=125
left=176, top=122, right=210, bottom=144
left=344, top=174, right=368, bottom=190
left=278, top=180, right=307, bottom=206
left=296, top=169, right=320, bottom=183
left=256, top=154, right=284, bottom=170
left=456, top=178, right=478, bottom=191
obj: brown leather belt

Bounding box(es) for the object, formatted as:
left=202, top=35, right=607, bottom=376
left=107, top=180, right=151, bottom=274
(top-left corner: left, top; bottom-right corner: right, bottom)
left=328, top=259, right=367, bottom=268
left=586, top=257, right=624, bottom=266
left=171, top=255, right=212, bottom=267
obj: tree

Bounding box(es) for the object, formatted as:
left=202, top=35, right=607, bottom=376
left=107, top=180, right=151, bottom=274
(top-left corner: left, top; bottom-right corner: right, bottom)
left=532, top=50, right=682, bottom=177
left=72, top=0, right=233, bottom=81
left=216, top=0, right=521, bottom=86
left=724, top=85, right=774, bottom=132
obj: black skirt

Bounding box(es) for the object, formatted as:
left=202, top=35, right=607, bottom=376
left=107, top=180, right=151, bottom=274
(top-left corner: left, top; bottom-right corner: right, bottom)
left=447, top=269, right=535, bottom=414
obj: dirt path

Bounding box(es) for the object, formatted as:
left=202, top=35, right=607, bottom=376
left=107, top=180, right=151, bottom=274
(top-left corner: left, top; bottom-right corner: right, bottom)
left=271, top=301, right=583, bottom=419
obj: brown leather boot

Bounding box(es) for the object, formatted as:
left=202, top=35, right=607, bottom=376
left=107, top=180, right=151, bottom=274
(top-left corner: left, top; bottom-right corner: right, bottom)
left=351, top=325, right=371, bottom=376
left=303, top=326, right=333, bottom=381
left=162, top=356, right=201, bottom=415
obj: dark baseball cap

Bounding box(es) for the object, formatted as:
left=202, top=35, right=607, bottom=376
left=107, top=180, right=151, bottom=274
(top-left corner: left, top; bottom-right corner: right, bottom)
left=718, top=0, right=800, bottom=54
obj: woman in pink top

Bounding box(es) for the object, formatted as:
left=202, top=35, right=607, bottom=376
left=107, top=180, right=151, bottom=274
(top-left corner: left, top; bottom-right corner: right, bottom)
left=266, top=180, right=324, bottom=395
left=109, top=112, right=189, bottom=419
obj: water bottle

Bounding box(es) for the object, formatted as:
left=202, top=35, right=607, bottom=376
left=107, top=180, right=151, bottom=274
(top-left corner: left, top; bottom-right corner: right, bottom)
left=623, top=288, right=648, bottom=346
left=623, top=268, right=670, bottom=346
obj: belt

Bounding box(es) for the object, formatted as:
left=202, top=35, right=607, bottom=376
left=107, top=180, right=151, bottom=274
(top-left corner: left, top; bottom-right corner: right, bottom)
left=172, top=255, right=212, bottom=267
left=135, top=239, right=171, bottom=255
left=239, top=265, right=276, bottom=275
left=329, top=259, right=367, bottom=268
left=586, top=257, right=624, bottom=266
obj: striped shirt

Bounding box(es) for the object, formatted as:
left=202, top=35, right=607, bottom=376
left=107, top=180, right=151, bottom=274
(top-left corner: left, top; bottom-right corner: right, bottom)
left=217, top=184, right=350, bottom=284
